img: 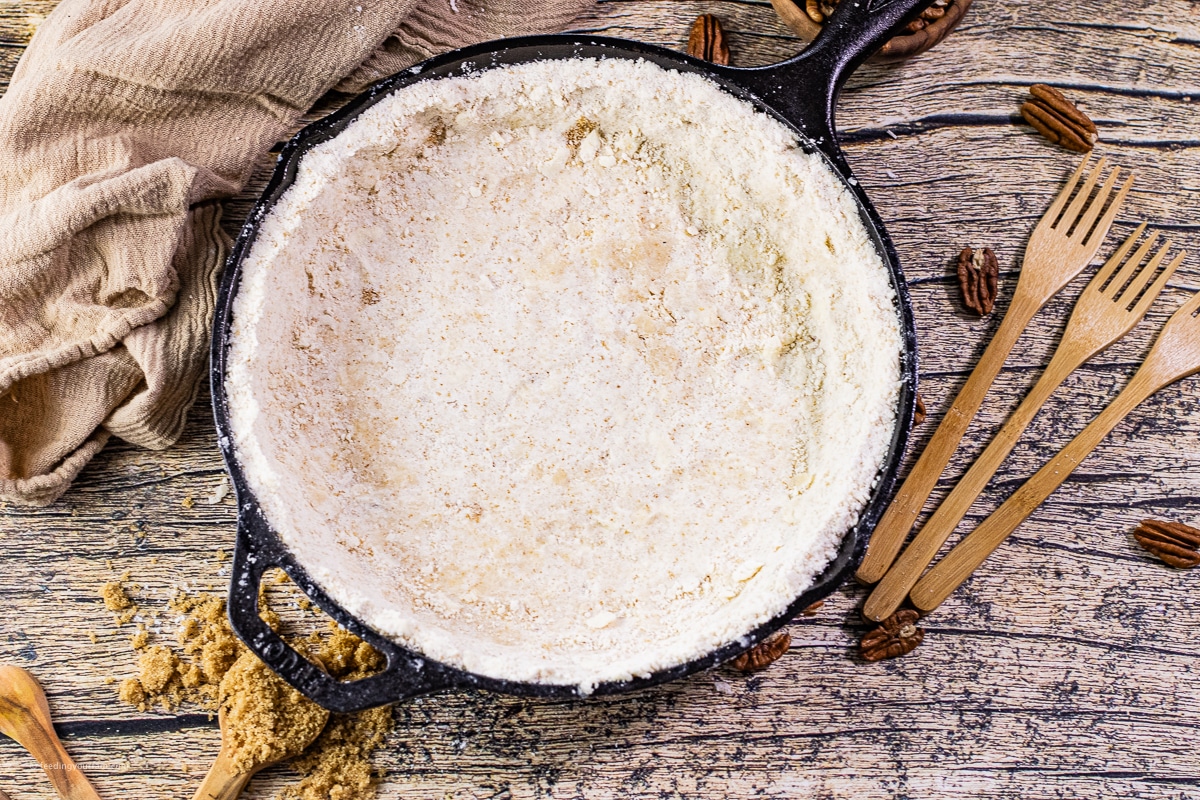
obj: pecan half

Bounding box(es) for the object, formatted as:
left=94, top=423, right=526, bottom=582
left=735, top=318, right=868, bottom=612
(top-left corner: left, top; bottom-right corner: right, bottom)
left=1133, top=519, right=1200, bottom=569
left=732, top=630, right=791, bottom=672
left=804, top=0, right=837, bottom=23
left=957, top=247, right=999, bottom=315
left=1021, top=84, right=1098, bottom=153
left=687, top=14, right=730, bottom=66
left=806, top=0, right=947, bottom=30
left=860, top=609, right=924, bottom=662
left=914, top=393, right=927, bottom=425
left=787, top=0, right=971, bottom=59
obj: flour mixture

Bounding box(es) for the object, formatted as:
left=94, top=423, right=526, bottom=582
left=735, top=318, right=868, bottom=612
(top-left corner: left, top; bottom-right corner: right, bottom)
left=226, top=57, right=903, bottom=690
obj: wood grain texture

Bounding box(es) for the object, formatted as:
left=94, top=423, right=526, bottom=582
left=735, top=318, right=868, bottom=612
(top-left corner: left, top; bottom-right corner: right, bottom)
left=2, top=0, right=1200, bottom=798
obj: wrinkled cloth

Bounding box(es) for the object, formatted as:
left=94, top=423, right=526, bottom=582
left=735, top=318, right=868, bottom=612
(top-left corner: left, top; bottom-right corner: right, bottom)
left=0, top=0, right=591, bottom=506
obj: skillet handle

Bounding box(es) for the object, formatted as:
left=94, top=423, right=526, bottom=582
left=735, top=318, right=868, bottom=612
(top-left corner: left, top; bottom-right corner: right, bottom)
left=732, top=0, right=939, bottom=163
left=226, top=507, right=455, bottom=713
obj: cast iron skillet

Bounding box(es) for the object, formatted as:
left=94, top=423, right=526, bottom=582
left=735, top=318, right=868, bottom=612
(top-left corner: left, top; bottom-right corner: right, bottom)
left=211, top=0, right=931, bottom=713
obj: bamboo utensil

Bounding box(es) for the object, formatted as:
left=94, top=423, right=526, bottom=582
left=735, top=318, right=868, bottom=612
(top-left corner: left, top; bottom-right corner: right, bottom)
left=856, top=155, right=1134, bottom=584
left=910, top=287, right=1200, bottom=612
left=193, top=690, right=329, bottom=800
left=863, top=226, right=1185, bottom=621
left=193, top=707, right=261, bottom=800
left=0, top=665, right=102, bottom=800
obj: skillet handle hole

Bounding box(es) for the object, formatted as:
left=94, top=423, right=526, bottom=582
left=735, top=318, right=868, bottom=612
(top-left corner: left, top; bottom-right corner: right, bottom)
left=256, top=567, right=388, bottom=682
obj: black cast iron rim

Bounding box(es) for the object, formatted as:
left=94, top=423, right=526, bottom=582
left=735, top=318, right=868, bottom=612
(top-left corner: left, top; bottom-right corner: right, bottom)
left=212, top=2, right=930, bottom=714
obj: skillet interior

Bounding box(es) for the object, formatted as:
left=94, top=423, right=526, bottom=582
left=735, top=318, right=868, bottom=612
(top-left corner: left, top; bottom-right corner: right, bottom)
left=212, top=34, right=919, bottom=713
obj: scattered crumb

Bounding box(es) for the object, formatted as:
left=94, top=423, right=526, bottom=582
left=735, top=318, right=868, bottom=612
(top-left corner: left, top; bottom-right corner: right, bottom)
left=138, top=646, right=180, bottom=695
left=309, top=623, right=386, bottom=680
left=106, top=559, right=114, bottom=571
left=173, top=593, right=241, bottom=691
left=215, top=549, right=229, bottom=563
left=130, top=626, right=149, bottom=650
left=204, top=477, right=232, bottom=505
left=104, top=676, right=115, bottom=685
left=101, top=581, right=139, bottom=625
left=87, top=631, right=99, bottom=644
left=101, top=582, right=133, bottom=612
left=181, top=496, right=195, bottom=510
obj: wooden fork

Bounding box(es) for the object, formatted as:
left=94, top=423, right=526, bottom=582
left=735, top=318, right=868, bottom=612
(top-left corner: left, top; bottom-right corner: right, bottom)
left=862, top=226, right=1185, bottom=621
left=910, top=286, right=1200, bottom=612
left=856, top=155, right=1135, bottom=584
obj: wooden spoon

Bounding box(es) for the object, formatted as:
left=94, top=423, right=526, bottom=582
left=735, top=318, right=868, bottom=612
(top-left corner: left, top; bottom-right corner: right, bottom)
left=0, top=665, right=102, bottom=800
left=191, top=707, right=256, bottom=800
left=193, top=654, right=330, bottom=800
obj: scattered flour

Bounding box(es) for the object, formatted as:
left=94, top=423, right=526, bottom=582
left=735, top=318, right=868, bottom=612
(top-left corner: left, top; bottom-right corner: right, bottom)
left=226, top=57, right=902, bottom=690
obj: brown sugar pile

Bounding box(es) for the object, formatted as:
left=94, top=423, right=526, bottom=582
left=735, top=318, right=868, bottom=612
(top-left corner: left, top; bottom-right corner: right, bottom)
left=282, top=707, right=392, bottom=800
left=281, top=626, right=392, bottom=800
left=102, top=577, right=394, bottom=799
left=220, top=650, right=330, bottom=773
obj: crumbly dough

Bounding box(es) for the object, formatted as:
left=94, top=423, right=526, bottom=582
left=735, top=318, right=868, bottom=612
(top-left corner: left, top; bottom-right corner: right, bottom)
left=227, top=57, right=903, bottom=690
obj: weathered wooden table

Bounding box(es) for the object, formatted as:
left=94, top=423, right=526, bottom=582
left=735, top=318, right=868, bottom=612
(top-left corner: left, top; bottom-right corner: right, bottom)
left=3, top=0, right=1200, bottom=797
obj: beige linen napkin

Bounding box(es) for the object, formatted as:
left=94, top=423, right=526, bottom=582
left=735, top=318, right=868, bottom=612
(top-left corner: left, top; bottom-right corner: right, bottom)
left=0, top=0, right=591, bottom=506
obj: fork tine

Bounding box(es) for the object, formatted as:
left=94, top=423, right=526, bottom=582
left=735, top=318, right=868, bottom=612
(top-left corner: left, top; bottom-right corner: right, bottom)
left=1102, top=229, right=1158, bottom=297
left=1117, top=239, right=1172, bottom=306
left=1081, top=171, right=1135, bottom=249
left=1090, top=223, right=1148, bottom=290
left=1168, top=287, right=1200, bottom=320
left=1186, top=289, right=1200, bottom=316
left=1044, top=155, right=1092, bottom=225
left=1071, top=167, right=1121, bottom=243
left=1129, top=249, right=1187, bottom=316
left=1059, top=156, right=1107, bottom=232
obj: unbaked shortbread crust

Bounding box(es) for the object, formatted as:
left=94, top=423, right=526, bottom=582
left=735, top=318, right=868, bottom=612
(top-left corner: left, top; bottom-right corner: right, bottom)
left=226, top=57, right=902, bottom=691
